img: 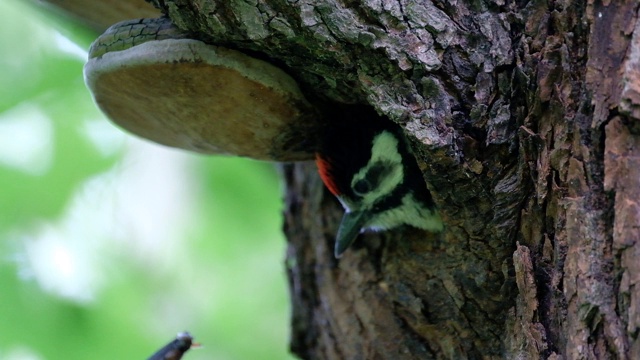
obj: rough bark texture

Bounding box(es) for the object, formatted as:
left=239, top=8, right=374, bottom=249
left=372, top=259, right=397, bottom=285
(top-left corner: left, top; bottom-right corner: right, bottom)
left=146, top=1, right=640, bottom=358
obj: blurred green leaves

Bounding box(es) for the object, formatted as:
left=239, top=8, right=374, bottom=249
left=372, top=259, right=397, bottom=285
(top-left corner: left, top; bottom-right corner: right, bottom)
left=0, top=1, right=294, bottom=359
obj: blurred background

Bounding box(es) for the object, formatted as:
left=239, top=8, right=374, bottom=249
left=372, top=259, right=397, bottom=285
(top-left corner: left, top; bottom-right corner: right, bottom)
left=0, top=1, right=295, bottom=359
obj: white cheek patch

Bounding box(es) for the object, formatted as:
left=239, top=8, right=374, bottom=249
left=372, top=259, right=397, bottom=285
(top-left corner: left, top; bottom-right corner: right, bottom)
left=365, top=193, right=444, bottom=232
left=350, top=131, right=404, bottom=206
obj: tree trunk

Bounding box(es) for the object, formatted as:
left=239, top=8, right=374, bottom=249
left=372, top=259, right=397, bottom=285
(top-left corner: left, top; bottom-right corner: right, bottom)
left=153, top=1, right=639, bottom=358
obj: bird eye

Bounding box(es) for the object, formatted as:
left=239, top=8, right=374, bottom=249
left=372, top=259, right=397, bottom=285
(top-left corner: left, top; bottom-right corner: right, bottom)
left=353, top=179, right=372, bottom=195
left=352, top=162, right=392, bottom=196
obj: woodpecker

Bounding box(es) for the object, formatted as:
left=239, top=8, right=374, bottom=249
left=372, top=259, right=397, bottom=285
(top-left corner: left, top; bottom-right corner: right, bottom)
left=316, top=116, right=444, bottom=258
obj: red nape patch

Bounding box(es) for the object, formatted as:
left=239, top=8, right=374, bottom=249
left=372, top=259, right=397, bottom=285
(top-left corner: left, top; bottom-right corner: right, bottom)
left=315, top=153, right=341, bottom=196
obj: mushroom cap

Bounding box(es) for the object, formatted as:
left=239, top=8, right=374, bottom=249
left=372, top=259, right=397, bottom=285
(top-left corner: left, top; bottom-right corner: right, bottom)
left=37, top=0, right=160, bottom=32
left=84, top=20, right=319, bottom=161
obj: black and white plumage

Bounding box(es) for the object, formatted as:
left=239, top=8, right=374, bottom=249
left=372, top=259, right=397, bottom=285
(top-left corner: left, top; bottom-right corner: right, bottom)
left=315, top=117, right=443, bottom=258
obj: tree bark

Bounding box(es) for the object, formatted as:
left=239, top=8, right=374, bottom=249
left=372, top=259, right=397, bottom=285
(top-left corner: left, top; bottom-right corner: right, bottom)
left=151, top=1, right=640, bottom=358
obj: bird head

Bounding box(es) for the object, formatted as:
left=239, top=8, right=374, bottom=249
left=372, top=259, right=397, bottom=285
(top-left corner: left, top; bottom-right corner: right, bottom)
left=316, top=118, right=443, bottom=257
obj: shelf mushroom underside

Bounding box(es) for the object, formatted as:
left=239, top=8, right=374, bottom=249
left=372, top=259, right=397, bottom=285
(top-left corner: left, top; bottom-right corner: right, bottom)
left=84, top=39, right=317, bottom=161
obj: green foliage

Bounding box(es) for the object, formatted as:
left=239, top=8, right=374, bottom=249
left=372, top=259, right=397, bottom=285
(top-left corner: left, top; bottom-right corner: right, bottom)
left=0, top=2, right=294, bottom=359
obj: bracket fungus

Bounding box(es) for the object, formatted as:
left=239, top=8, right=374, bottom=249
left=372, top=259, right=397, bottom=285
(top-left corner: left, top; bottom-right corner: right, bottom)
left=36, top=0, right=160, bottom=32
left=84, top=18, right=320, bottom=161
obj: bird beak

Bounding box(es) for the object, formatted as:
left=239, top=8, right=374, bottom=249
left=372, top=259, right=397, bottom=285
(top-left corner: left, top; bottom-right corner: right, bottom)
left=335, top=210, right=369, bottom=258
